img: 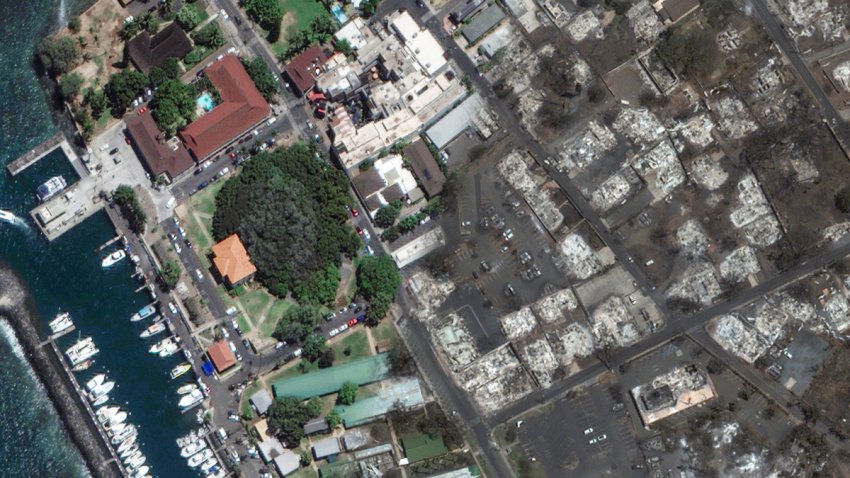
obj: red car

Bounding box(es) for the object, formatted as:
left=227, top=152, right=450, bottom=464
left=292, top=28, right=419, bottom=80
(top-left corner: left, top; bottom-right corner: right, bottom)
left=351, top=208, right=359, bottom=217
left=347, top=318, right=358, bottom=327
left=229, top=152, right=237, bottom=159
left=356, top=227, right=363, bottom=235
left=137, top=106, right=147, bottom=115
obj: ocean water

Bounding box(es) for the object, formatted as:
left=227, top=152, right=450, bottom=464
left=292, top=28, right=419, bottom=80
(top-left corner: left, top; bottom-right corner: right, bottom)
left=0, top=1, right=197, bottom=477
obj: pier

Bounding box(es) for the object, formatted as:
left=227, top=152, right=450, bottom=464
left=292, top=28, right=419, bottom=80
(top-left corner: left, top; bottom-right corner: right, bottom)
left=6, top=132, right=68, bottom=176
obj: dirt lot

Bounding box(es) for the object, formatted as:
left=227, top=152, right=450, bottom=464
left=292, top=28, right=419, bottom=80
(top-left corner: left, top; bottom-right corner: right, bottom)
left=59, top=0, right=131, bottom=89
left=803, top=342, right=850, bottom=432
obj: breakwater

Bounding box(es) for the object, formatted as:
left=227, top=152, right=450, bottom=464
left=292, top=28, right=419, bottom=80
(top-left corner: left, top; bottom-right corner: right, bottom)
left=0, top=264, right=120, bottom=478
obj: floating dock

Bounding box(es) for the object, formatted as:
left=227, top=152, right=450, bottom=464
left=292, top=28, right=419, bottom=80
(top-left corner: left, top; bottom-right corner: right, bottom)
left=7, top=132, right=69, bottom=176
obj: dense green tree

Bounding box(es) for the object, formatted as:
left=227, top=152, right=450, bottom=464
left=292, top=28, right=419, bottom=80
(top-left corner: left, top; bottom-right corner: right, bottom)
left=212, top=144, right=360, bottom=298
left=267, top=396, right=310, bottom=446
left=303, top=334, right=327, bottom=362
left=84, top=87, right=109, bottom=118
left=360, top=0, right=381, bottom=17
left=159, top=259, right=182, bottom=290
left=299, top=452, right=312, bottom=466
left=149, top=57, right=181, bottom=86
left=335, top=38, right=353, bottom=57
left=243, top=57, right=277, bottom=101
left=326, top=409, right=342, bottom=428
left=357, top=255, right=401, bottom=325
left=73, top=108, right=95, bottom=142
left=192, top=22, right=224, bottom=48
left=293, top=264, right=339, bottom=306
left=273, top=306, right=322, bottom=344
left=151, top=79, right=195, bottom=136
left=310, top=15, right=337, bottom=43
left=243, top=0, right=283, bottom=30
left=58, top=73, right=84, bottom=101
left=68, top=15, right=81, bottom=33
left=176, top=4, right=201, bottom=30
left=305, top=397, right=323, bottom=418
left=337, top=381, right=357, bottom=405
left=106, top=70, right=148, bottom=116
left=388, top=341, right=415, bottom=375
left=113, top=185, right=147, bottom=233
left=317, top=348, right=335, bottom=368
left=374, top=200, right=402, bottom=228
left=38, top=37, right=81, bottom=76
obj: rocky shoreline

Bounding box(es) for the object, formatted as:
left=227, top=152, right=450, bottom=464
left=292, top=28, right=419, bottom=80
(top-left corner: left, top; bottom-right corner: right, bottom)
left=0, top=264, right=120, bottom=478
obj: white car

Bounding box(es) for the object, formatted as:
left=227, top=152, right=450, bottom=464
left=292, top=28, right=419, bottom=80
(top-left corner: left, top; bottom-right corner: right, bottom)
left=218, top=167, right=230, bottom=177
left=168, top=302, right=178, bottom=315
left=596, top=434, right=607, bottom=441
left=338, top=324, right=349, bottom=332
left=329, top=328, right=339, bottom=337
left=293, top=348, right=303, bottom=357
left=221, top=326, right=229, bottom=339
left=228, top=340, right=237, bottom=353
left=219, top=9, right=229, bottom=20
left=589, top=438, right=597, bottom=445
left=583, top=427, right=594, bottom=436
left=194, top=268, right=204, bottom=282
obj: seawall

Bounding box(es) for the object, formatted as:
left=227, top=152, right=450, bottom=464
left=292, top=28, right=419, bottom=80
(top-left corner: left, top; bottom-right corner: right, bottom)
left=0, top=263, right=120, bottom=478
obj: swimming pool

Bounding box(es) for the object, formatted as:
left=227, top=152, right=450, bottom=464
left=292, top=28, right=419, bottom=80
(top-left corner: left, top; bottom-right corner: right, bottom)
left=196, top=92, right=215, bottom=112
left=331, top=4, right=348, bottom=24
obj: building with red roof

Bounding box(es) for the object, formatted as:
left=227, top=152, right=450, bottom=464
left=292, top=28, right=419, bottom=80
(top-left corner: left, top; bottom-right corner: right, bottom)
left=180, top=55, right=270, bottom=161
left=208, top=340, right=237, bottom=373
left=282, top=45, right=331, bottom=96
left=126, top=110, right=195, bottom=181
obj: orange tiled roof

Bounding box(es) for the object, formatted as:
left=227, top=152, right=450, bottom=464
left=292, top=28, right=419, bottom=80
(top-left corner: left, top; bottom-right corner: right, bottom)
left=212, top=234, right=257, bottom=285
left=208, top=340, right=236, bottom=372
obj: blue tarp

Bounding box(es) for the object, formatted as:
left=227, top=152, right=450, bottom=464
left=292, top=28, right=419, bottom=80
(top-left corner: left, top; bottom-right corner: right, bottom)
left=202, top=361, right=214, bottom=376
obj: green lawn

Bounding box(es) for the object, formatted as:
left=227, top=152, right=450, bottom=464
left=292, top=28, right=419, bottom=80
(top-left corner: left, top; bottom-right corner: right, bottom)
left=237, top=314, right=253, bottom=334
left=264, top=0, right=330, bottom=56
left=259, top=299, right=294, bottom=339
left=241, top=289, right=273, bottom=326
left=265, top=328, right=372, bottom=381
left=371, top=319, right=399, bottom=344
left=190, top=180, right=225, bottom=217
left=185, top=212, right=212, bottom=255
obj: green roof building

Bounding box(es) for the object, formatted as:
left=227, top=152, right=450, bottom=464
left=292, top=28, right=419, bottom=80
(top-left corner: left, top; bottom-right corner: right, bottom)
left=272, top=353, right=390, bottom=399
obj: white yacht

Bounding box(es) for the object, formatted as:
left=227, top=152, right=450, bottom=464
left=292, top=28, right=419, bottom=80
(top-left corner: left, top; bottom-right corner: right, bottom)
left=148, top=337, right=172, bottom=354
left=96, top=406, right=120, bottom=423
left=119, top=444, right=138, bottom=459
left=187, top=449, right=213, bottom=468
left=132, top=465, right=150, bottom=477
left=179, top=439, right=207, bottom=458
left=101, top=250, right=126, bottom=268
left=49, top=312, right=73, bottom=334
left=108, top=411, right=128, bottom=427
left=36, top=176, right=67, bottom=202
left=111, top=425, right=137, bottom=445
left=177, top=383, right=197, bottom=394
left=200, top=458, right=218, bottom=473
left=91, top=394, right=109, bottom=407
left=117, top=435, right=137, bottom=454
left=66, top=338, right=99, bottom=366
left=178, top=389, right=204, bottom=411
left=159, top=339, right=180, bottom=357
left=88, top=381, right=115, bottom=401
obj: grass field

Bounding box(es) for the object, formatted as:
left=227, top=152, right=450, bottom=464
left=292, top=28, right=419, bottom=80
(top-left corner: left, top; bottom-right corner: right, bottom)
left=265, top=328, right=372, bottom=381
left=241, top=289, right=273, bottom=322
left=185, top=2, right=210, bottom=29
left=371, top=319, right=399, bottom=344
left=259, top=299, right=294, bottom=338
left=265, top=0, right=330, bottom=56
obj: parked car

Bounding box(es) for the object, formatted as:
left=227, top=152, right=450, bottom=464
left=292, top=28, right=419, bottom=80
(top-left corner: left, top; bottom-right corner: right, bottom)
left=194, top=269, right=204, bottom=282
left=338, top=323, right=348, bottom=332
left=347, top=318, right=358, bottom=327
left=329, top=328, right=339, bottom=337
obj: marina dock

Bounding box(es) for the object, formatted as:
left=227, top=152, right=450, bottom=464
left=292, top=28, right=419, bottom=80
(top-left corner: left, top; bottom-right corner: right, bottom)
left=6, top=132, right=67, bottom=176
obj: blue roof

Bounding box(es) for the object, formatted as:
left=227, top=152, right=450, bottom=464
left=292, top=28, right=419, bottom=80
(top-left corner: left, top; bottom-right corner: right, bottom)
left=201, top=361, right=215, bottom=376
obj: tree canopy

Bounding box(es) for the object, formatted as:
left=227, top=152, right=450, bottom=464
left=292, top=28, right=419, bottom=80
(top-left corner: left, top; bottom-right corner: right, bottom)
left=58, top=73, right=84, bottom=101
left=159, top=259, right=181, bottom=290
left=273, top=305, right=322, bottom=344
left=243, top=0, right=283, bottom=31
left=337, top=381, right=357, bottom=405
left=374, top=200, right=402, bottom=228
left=113, top=185, right=147, bottom=233
left=151, top=79, right=195, bottom=136
left=267, top=396, right=321, bottom=447
left=149, top=57, right=182, bottom=87
left=212, top=144, right=360, bottom=298
left=192, top=22, right=224, bottom=48
left=176, top=4, right=202, bottom=30
left=243, top=57, right=277, bottom=101
left=656, top=28, right=720, bottom=79
left=356, top=255, right=401, bottom=325
left=302, top=333, right=327, bottom=362
left=38, top=37, right=81, bottom=76
left=106, top=70, right=148, bottom=116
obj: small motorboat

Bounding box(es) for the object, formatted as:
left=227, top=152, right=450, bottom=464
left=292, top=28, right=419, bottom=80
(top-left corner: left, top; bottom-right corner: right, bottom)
left=132, top=465, right=150, bottom=477
left=117, top=435, right=137, bottom=454
left=178, top=389, right=204, bottom=411
left=177, top=383, right=197, bottom=395
left=139, top=322, right=166, bottom=339
left=91, top=394, right=109, bottom=407
left=88, top=381, right=115, bottom=400
left=85, top=373, right=106, bottom=392
left=96, top=406, right=120, bottom=423
left=131, top=305, right=157, bottom=322
left=108, top=411, right=128, bottom=426
left=0, top=209, right=16, bottom=224
left=101, top=250, right=126, bottom=268
left=119, top=444, right=138, bottom=459
left=170, top=362, right=192, bottom=379
left=71, top=359, right=94, bottom=372
left=111, top=425, right=137, bottom=445
left=159, top=339, right=180, bottom=357
left=200, top=458, right=218, bottom=473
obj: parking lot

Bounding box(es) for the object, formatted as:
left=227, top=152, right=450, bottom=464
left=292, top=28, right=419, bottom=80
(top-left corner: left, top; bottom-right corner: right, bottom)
left=514, top=376, right=646, bottom=477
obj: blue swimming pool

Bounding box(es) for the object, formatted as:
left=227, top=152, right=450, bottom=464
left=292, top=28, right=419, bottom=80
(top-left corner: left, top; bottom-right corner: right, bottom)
left=331, top=4, right=348, bottom=24
left=196, top=92, right=215, bottom=112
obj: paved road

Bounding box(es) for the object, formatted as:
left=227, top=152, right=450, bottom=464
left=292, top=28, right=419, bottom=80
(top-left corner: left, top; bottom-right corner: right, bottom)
left=748, top=0, right=850, bottom=144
